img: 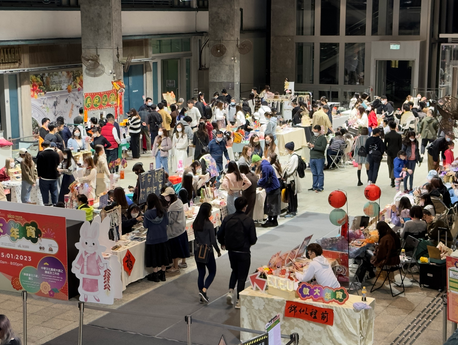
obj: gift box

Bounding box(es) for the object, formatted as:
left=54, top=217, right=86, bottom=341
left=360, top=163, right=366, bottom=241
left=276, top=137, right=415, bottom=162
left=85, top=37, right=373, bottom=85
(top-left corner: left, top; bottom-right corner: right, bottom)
left=169, top=175, right=182, bottom=185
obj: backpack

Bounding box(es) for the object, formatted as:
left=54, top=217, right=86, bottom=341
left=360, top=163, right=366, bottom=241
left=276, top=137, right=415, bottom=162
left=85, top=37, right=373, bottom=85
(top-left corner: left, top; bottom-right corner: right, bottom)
left=357, top=146, right=367, bottom=157
left=233, top=131, right=243, bottom=144
left=224, top=215, right=246, bottom=251
left=204, top=105, right=213, bottom=120
left=294, top=154, right=307, bottom=178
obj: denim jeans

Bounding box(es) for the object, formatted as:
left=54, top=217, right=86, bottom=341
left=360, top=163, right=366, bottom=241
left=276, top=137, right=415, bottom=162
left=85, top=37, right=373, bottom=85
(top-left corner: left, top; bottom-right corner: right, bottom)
left=39, top=178, right=58, bottom=205
left=310, top=158, right=325, bottom=190
left=367, top=156, right=381, bottom=183
left=155, top=151, right=169, bottom=174
left=404, top=160, right=416, bottom=191
left=21, top=181, right=33, bottom=203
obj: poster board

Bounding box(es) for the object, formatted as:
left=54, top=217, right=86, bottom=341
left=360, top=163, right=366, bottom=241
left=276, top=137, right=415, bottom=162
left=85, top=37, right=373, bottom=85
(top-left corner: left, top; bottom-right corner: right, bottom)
left=447, top=256, right=458, bottom=323
left=138, top=169, right=165, bottom=204
left=322, top=249, right=349, bottom=283
left=0, top=209, right=69, bottom=300
left=100, top=206, right=122, bottom=242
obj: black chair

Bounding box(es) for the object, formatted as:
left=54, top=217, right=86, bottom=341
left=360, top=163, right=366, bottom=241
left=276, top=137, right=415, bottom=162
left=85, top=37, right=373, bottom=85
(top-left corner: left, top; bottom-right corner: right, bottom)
left=370, top=248, right=405, bottom=297
left=401, top=235, right=421, bottom=283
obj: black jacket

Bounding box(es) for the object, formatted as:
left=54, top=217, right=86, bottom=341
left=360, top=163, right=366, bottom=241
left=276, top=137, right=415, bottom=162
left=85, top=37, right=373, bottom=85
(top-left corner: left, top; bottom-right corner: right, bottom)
left=217, top=211, right=257, bottom=253
left=384, top=130, right=402, bottom=157
left=427, top=137, right=448, bottom=162
left=90, top=135, right=112, bottom=149
left=37, top=149, right=60, bottom=180
left=148, top=111, right=163, bottom=133
left=365, top=136, right=385, bottom=158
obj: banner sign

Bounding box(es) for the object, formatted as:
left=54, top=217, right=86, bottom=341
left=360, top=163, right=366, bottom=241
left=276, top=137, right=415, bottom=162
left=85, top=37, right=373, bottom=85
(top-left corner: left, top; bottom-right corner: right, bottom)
left=297, top=282, right=349, bottom=305
left=0, top=210, right=69, bottom=300
left=241, top=333, right=268, bottom=345
left=447, top=256, right=458, bottom=323
left=284, top=301, right=334, bottom=326
left=30, top=69, right=83, bottom=97
left=84, top=90, right=118, bottom=111
left=123, top=250, right=135, bottom=276
left=138, top=169, right=165, bottom=204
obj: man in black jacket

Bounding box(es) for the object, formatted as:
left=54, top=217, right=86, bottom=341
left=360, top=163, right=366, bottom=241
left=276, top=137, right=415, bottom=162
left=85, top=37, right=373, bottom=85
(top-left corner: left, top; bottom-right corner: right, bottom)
left=217, top=197, right=257, bottom=309
left=90, top=127, right=112, bottom=149
left=148, top=104, right=163, bottom=145
left=427, top=132, right=454, bottom=171
left=384, top=122, right=402, bottom=187
left=365, top=128, right=385, bottom=184
left=37, top=140, right=60, bottom=205
left=139, top=97, right=154, bottom=152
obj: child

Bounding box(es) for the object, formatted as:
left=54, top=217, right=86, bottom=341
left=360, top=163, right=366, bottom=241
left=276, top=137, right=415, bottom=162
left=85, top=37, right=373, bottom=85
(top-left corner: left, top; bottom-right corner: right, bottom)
left=77, top=194, right=94, bottom=222
left=393, top=150, right=407, bottom=192
left=444, top=141, right=455, bottom=168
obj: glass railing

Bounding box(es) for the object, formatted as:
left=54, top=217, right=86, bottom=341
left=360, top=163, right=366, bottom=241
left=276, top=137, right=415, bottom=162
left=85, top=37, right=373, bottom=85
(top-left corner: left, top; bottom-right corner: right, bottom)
left=6, top=135, right=39, bottom=157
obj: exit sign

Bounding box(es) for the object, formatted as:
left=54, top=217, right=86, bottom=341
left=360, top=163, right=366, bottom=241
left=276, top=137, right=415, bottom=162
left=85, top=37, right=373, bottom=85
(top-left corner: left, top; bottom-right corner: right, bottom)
left=390, top=43, right=401, bottom=50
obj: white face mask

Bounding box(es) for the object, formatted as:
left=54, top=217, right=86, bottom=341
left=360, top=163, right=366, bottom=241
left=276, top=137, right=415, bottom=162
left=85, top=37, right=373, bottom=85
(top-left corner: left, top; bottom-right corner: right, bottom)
left=216, top=137, right=223, bottom=142
left=63, top=155, right=68, bottom=159
left=74, top=132, right=80, bottom=137
left=147, top=102, right=153, bottom=106
left=158, top=131, right=163, bottom=136
left=313, top=132, right=319, bottom=136
left=131, top=213, right=139, bottom=218
left=177, top=128, right=182, bottom=132
left=9, top=162, right=14, bottom=168
left=410, top=138, right=415, bottom=141
left=367, top=106, right=372, bottom=111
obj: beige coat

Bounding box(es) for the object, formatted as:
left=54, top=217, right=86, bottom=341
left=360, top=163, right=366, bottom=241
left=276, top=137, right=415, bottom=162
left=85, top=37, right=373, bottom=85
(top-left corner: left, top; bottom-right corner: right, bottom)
left=312, top=109, right=332, bottom=133
left=96, top=154, right=110, bottom=196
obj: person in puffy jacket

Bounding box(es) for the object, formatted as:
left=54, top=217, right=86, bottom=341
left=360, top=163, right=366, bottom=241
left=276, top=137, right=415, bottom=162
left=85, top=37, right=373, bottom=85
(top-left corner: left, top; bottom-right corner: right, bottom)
left=419, top=109, right=439, bottom=154
left=144, top=193, right=170, bottom=283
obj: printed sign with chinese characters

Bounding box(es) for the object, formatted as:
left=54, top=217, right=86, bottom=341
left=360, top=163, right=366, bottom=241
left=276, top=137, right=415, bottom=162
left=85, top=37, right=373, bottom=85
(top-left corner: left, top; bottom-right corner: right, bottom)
left=447, top=256, right=458, bottom=323
left=297, top=282, right=349, bottom=305
left=84, top=90, right=118, bottom=111
left=123, top=250, right=135, bottom=276
left=138, top=169, right=165, bottom=204
left=284, top=301, right=334, bottom=326
left=0, top=210, right=69, bottom=300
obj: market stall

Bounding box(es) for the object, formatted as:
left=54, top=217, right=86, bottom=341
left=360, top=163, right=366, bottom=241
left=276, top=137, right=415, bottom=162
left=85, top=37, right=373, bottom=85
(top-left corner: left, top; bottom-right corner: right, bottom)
left=276, top=127, right=307, bottom=156
left=2, top=180, right=44, bottom=206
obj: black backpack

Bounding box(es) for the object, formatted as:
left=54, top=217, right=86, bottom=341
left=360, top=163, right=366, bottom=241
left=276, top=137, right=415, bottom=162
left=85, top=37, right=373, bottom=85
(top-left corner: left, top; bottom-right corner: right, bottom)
left=295, top=154, right=307, bottom=178
left=224, top=215, right=246, bottom=251
left=204, top=105, right=213, bottom=119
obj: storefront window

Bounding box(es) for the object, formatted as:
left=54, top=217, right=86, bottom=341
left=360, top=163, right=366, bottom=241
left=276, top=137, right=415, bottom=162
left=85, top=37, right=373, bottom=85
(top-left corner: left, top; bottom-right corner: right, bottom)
left=346, top=0, right=366, bottom=35
left=372, top=0, right=393, bottom=36
left=320, top=43, right=339, bottom=84
left=296, top=0, right=315, bottom=36
left=296, top=43, right=314, bottom=84
left=320, top=0, right=340, bottom=36
left=399, top=0, right=421, bottom=35
left=344, top=43, right=365, bottom=85
left=151, top=38, right=191, bottom=54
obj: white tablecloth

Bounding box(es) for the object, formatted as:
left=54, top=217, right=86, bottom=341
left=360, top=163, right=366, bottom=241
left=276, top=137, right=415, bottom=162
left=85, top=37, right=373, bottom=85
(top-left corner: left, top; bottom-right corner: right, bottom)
left=276, top=128, right=307, bottom=156
left=1, top=180, right=44, bottom=206
left=240, top=287, right=375, bottom=345
left=333, top=115, right=350, bottom=129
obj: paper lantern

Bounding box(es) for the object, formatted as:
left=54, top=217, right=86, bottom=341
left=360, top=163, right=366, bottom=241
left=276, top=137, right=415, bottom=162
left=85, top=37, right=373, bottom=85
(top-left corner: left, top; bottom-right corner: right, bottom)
left=329, top=209, right=348, bottom=226
left=363, top=202, right=380, bottom=217
left=328, top=190, right=347, bottom=208
left=364, top=184, right=381, bottom=201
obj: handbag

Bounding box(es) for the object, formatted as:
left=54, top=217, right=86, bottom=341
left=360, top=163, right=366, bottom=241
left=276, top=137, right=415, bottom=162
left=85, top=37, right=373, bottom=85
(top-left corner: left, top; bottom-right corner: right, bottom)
left=195, top=243, right=210, bottom=263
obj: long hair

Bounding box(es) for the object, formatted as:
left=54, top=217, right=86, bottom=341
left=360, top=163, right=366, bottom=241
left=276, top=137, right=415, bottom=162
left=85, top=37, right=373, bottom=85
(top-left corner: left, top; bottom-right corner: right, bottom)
left=62, top=148, right=76, bottom=170
left=398, top=197, right=412, bottom=211
left=182, top=174, right=194, bottom=199
left=269, top=152, right=282, bottom=175
left=113, top=187, right=128, bottom=210
left=376, top=221, right=401, bottom=251
left=175, top=123, right=185, bottom=139
left=196, top=122, right=208, bottom=139
left=241, top=145, right=251, bottom=161
left=264, top=134, right=277, bottom=157
left=227, top=161, right=242, bottom=181
left=402, top=131, right=416, bottom=146
left=146, top=193, right=164, bottom=217
left=0, top=314, right=18, bottom=345
left=93, top=145, right=105, bottom=166
left=84, top=157, right=94, bottom=170
left=190, top=161, right=201, bottom=175
left=193, top=202, right=212, bottom=232
left=22, top=152, right=33, bottom=169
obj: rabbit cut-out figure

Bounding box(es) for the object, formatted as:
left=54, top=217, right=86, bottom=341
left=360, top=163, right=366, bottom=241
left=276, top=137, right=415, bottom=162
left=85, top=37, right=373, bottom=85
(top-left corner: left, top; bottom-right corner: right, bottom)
left=72, top=220, right=106, bottom=302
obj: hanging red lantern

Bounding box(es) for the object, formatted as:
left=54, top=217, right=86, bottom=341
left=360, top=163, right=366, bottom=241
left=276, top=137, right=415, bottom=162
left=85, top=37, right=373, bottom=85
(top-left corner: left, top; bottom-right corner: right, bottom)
left=364, top=184, right=381, bottom=201
left=328, top=190, right=347, bottom=208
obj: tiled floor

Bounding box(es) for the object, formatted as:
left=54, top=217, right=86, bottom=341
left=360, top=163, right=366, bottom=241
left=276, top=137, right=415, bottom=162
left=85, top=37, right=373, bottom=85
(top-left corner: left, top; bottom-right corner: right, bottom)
left=0, top=150, right=455, bottom=344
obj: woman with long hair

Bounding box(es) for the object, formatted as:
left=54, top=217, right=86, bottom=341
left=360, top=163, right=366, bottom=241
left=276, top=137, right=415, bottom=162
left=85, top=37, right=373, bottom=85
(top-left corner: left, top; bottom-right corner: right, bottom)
left=128, top=108, right=142, bottom=159
left=213, top=101, right=226, bottom=129
left=221, top=161, right=252, bottom=214
left=235, top=105, right=246, bottom=128
left=249, top=134, right=263, bottom=157
left=144, top=193, right=170, bottom=282
left=354, top=127, right=370, bottom=186
left=0, top=314, right=21, bottom=345
left=152, top=127, right=172, bottom=173
left=104, top=186, right=129, bottom=214
left=193, top=202, right=221, bottom=303
left=269, top=152, right=283, bottom=179
left=401, top=131, right=420, bottom=193
left=263, top=134, right=278, bottom=159
left=19, top=150, right=37, bottom=203
left=78, top=156, right=96, bottom=200
left=173, top=122, right=189, bottom=171
left=192, top=122, right=210, bottom=160
left=57, top=148, right=77, bottom=203
left=238, top=145, right=252, bottom=166
left=93, top=145, right=111, bottom=196
left=181, top=173, right=195, bottom=202
left=67, top=127, right=86, bottom=152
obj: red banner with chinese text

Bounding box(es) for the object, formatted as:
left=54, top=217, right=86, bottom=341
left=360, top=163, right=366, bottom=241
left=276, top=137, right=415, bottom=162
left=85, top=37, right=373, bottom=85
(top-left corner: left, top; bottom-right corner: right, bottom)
left=84, top=90, right=118, bottom=111
left=284, top=301, right=334, bottom=326
left=123, top=249, right=135, bottom=276
left=0, top=210, right=68, bottom=300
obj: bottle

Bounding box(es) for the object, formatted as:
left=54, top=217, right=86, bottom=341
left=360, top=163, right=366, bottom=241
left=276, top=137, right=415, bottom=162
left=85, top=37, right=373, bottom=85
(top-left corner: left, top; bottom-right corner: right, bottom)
left=401, top=248, right=406, bottom=261
left=361, top=286, right=367, bottom=302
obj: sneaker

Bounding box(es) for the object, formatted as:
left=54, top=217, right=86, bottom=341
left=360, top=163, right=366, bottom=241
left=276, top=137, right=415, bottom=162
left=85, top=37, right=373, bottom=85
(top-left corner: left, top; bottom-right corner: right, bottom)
left=235, top=300, right=241, bottom=309
left=308, top=187, right=315, bottom=191
left=178, top=263, right=188, bottom=268
left=199, top=290, right=209, bottom=303
left=262, top=221, right=275, bottom=228
left=226, top=292, right=233, bottom=305
left=284, top=213, right=295, bottom=218
left=168, top=267, right=180, bottom=273
left=315, top=189, right=323, bottom=193
left=357, top=181, right=363, bottom=186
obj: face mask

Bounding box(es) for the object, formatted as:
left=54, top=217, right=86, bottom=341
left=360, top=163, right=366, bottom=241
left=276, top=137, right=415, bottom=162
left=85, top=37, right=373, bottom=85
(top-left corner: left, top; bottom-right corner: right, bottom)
left=216, top=137, right=223, bottom=142
left=147, top=102, right=152, bottom=106
left=367, top=106, right=372, bottom=111
left=63, top=155, right=68, bottom=159
left=231, top=102, right=235, bottom=106
left=131, top=213, right=139, bottom=218
left=177, top=128, right=182, bottom=132
left=75, top=132, right=80, bottom=137
left=266, top=140, right=271, bottom=144
left=158, top=131, right=163, bottom=136
left=382, top=100, right=387, bottom=105
left=9, top=162, right=14, bottom=168
left=446, top=137, right=452, bottom=142
left=410, top=138, right=415, bottom=141
left=313, top=132, right=319, bottom=136
left=254, top=140, right=259, bottom=145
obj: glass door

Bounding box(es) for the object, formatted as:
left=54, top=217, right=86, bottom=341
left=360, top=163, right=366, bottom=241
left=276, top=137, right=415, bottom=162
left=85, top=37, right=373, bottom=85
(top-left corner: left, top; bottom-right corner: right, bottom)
left=162, top=59, right=180, bottom=100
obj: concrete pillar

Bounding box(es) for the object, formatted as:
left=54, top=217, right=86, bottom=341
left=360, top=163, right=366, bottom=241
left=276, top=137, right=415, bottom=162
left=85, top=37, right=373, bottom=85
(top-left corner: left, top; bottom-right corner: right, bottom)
left=19, top=73, right=32, bottom=137
left=208, top=0, right=241, bottom=100
left=80, top=0, right=123, bottom=117
left=271, top=0, right=296, bottom=93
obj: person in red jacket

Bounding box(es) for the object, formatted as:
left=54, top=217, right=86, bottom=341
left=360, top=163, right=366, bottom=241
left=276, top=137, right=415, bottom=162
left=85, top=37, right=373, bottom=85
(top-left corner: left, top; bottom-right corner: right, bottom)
left=101, top=114, right=121, bottom=172
left=367, top=108, right=378, bottom=135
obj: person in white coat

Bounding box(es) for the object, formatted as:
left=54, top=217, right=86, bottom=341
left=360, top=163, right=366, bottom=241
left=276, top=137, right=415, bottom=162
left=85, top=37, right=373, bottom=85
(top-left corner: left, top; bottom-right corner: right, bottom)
left=282, top=142, right=301, bottom=217
left=94, top=145, right=111, bottom=196
left=295, top=243, right=340, bottom=288
left=235, top=105, right=246, bottom=128
left=173, top=122, right=189, bottom=171
left=213, top=101, right=227, bottom=129
left=78, top=156, right=97, bottom=201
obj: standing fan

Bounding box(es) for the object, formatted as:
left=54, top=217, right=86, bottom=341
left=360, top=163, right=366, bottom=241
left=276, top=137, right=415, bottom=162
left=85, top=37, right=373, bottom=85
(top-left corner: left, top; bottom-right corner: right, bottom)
left=211, top=44, right=227, bottom=57
left=81, top=54, right=105, bottom=77
left=237, top=40, right=253, bottom=55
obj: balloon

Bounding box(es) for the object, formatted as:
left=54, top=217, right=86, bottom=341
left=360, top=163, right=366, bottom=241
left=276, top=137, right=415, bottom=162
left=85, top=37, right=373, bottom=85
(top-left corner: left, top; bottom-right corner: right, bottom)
left=329, top=209, right=348, bottom=226
left=364, top=184, right=381, bottom=201
left=328, top=190, right=347, bottom=208
left=363, top=201, right=380, bottom=217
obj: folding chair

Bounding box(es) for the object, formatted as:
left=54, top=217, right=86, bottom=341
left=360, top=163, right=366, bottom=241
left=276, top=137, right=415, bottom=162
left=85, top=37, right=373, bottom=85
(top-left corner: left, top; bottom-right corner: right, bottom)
left=370, top=248, right=405, bottom=297
left=328, top=143, right=347, bottom=169
left=401, top=235, right=420, bottom=283
left=431, top=196, right=449, bottom=222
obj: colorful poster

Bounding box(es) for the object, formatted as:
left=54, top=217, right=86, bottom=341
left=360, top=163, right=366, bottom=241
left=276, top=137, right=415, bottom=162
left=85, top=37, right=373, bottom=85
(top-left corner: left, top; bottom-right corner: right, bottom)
left=322, top=249, right=349, bottom=283
left=30, top=69, right=83, bottom=97
left=284, top=301, right=334, bottom=326
left=84, top=90, right=118, bottom=111
left=0, top=210, right=69, bottom=300
left=447, top=256, right=458, bottom=323
left=297, top=282, right=349, bottom=305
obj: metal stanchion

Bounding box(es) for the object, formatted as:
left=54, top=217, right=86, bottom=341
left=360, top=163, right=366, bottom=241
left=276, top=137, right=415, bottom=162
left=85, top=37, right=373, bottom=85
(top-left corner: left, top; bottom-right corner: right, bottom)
left=22, top=291, right=27, bottom=345
left=78, top=302, right=85, bottom=345
left=443, top=293, right=448, bottom=343
left=185, top=315, right=192, bottom=345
